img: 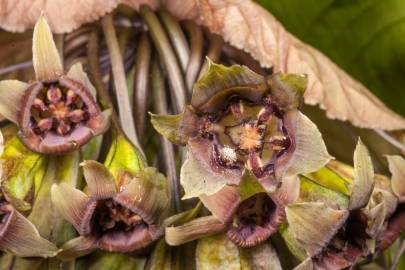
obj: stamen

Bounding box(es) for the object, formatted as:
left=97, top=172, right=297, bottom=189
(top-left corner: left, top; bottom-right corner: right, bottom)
left=46, top=86, right=62, bottom=104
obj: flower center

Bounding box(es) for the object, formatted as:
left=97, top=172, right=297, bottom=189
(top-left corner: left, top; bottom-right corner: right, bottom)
left=232, top=193, right=275, bottom=228
left=92, top=199, right=145, bottom=234
left=201, top=97, right=291, bottom=179
left=30, top=84, right=89, bottom=136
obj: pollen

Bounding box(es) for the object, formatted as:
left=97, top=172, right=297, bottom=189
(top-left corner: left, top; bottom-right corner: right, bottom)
left=239, top=124, right=263, bottom=150
left=220, top=146, right=238, bottom=162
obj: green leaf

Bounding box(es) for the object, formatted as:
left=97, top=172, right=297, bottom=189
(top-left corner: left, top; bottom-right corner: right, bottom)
left=298, top=176, right=349, bottom=209
left=257, top=0, right=405, bottom=116
left=304, top=165, right=351, bottom=196
left=104, top=130, right=145, bottom=180
left=1, top=136, right=47, bottom=211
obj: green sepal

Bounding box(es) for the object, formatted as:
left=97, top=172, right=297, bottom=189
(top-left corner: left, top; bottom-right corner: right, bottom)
left=191, top=59, right=267, bottom=113
left=304, top=165, right=351, bottom=196
left=104, top=129, right=145, bottom=181
left=75, top=252, right=146, bottom=270
left=150, top=112, right=188, bottom=145
left=298, top=176, right=349, bottom=209
left=267, top=73, right=307, bottom=110
left=238, top=170, right=266, bottom=201
left=279, top=224, right=307, bottom=261
left=1, top=136, right=47, bottom=211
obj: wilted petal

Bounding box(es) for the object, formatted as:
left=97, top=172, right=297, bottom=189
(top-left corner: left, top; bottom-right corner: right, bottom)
left=285, top=202, right=348, bottom=257
left=51, top=183, right=96, bottom=235
left=378, top=204, right=405, bottom=250
left=191, top=59, right=266, bottom=113
left=66, top=62, right=97, bottom=98
left=58, top=236, right=97, bottom=260
left=166, top=215, right=226, bottom=246
left=199, top=185, right=240, bottom=223
left=0, top=209, right=58, bottom=257
left=0, top=80, right=28, bottom=124
left=32, top=16, right=63, bottom=81
left=240, top=242, right=282, bottom=270
left=195, top=234, right=241, bottom=270
left=349, top=138, right=374, bottom=210
left=181, top=139, right=242, bottom=199
left=81, top=160, right=117, bottom=199
left=386, top=155, right=405, bottom=203
left=114, top=167, right=169, bottom=225
left=365, top=201, right=386, bottom=239
left=280, top=110, right=332, bottom=178
left=267, top=72, right=307, bottom=110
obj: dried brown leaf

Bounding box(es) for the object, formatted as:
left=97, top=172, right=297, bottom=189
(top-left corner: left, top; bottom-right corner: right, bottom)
left=166, top=0, right=405, bottom=131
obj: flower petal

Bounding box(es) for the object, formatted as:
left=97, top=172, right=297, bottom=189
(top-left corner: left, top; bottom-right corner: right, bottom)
left=199, top=185, right=241, bottom=223
left=349, top=138, right=375, bottom=210
left=0, top=210, right=58, bottom=257
left=267, top=72, right=307, bottom=110
left=58, top=236, right=97, bottom=260
left=227, top=193, right=285, bottom=247
left=81, top=160, right=117, bottom=199
left=285, top=202, right=349, bottom=257
left=181, top=138, right=242, bottom=199
left=66, top=62, right=97, bottom=99
left=0, top=80, right=28, bottom=124
left=386, top=155, right=405, bottom=203
left=280, top=110, right=332, bottom=178
left=191, top=59, right=267, bottom=113
left=32, top=16, right=63, bottom=81
left=114, top=167, right=169, bottom=225
left=166, top=215, right=226, bottom=246
left=272, top=175, right=300, bottom=205
left=51, top=183, right=96, bottom=235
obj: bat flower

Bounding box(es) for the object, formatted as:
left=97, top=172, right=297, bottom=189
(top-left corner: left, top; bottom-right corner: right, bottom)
left=152, top=60, right=331, bottom=199
left=165, top=172, right=299, bottom=247
left=51, top=161, right=169, bottom=259
left=0, top=185, right=57, bottom=258
left=286, top=140, right=403, bottom=270
left=0, top=16, right=109, bottom=154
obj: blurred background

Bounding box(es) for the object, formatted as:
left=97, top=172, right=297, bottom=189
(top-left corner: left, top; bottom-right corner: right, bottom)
left=257, top=0, right=405, bottom=116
